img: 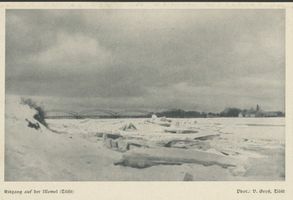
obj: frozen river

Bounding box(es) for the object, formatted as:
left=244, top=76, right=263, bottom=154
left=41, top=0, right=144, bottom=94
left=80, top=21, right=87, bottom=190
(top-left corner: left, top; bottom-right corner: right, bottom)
left=5, top=99, right=285, bottom=181
left=44, top=117, right=285, bottom=180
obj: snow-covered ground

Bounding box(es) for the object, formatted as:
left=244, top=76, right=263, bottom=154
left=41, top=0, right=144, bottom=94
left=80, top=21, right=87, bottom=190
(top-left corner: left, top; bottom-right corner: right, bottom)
left=5, top=97, right=285, bottom=181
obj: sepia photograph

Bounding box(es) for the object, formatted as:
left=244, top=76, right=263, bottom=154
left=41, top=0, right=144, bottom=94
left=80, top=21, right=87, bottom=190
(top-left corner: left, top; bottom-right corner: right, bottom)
left=5, top=8, right=285, bottom=181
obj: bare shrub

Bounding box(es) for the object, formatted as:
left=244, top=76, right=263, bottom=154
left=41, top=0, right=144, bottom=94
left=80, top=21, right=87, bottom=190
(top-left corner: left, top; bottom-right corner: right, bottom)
left=20, top=98, right=48, bottom=128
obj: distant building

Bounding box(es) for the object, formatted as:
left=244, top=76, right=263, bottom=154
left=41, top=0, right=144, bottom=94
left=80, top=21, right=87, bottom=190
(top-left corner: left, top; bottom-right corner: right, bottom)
left=239, top=111, right=256, bottom=118
left=238, top=105, right=262, bottom=118
left=238, top=104, right=284, bottom=118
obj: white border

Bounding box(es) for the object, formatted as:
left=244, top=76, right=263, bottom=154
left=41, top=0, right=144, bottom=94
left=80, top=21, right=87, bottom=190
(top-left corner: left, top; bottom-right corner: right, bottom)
left=0, top=3, right=292, bottom=200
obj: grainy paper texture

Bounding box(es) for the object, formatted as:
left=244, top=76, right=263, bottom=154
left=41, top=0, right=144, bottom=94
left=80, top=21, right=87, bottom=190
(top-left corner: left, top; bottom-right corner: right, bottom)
left=0, top=2, right=293, bottom=200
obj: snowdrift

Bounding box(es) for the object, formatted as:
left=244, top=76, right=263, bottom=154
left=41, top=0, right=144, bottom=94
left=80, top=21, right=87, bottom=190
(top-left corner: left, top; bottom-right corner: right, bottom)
left=5, top=96, right=120, bottom=181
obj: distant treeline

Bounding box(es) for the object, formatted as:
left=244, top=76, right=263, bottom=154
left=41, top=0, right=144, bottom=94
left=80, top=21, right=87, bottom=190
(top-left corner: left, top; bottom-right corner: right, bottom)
left=154, top=108, right=285, bottom=118
left=155, top=109, right=207, bottom=118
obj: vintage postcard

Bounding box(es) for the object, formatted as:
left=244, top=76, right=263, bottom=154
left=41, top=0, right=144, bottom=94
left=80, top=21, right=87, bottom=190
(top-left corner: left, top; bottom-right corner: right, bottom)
left=0, top=2, right=292, bottom=200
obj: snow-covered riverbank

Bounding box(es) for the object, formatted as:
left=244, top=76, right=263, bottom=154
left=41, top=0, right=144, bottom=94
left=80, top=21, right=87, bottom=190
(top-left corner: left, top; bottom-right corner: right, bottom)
left=5, top=97, right=285, bottom=181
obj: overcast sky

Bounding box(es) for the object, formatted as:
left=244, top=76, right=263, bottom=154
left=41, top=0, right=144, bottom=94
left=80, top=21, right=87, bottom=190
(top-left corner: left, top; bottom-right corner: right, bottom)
left=6, top=9, right=285, bottom=112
